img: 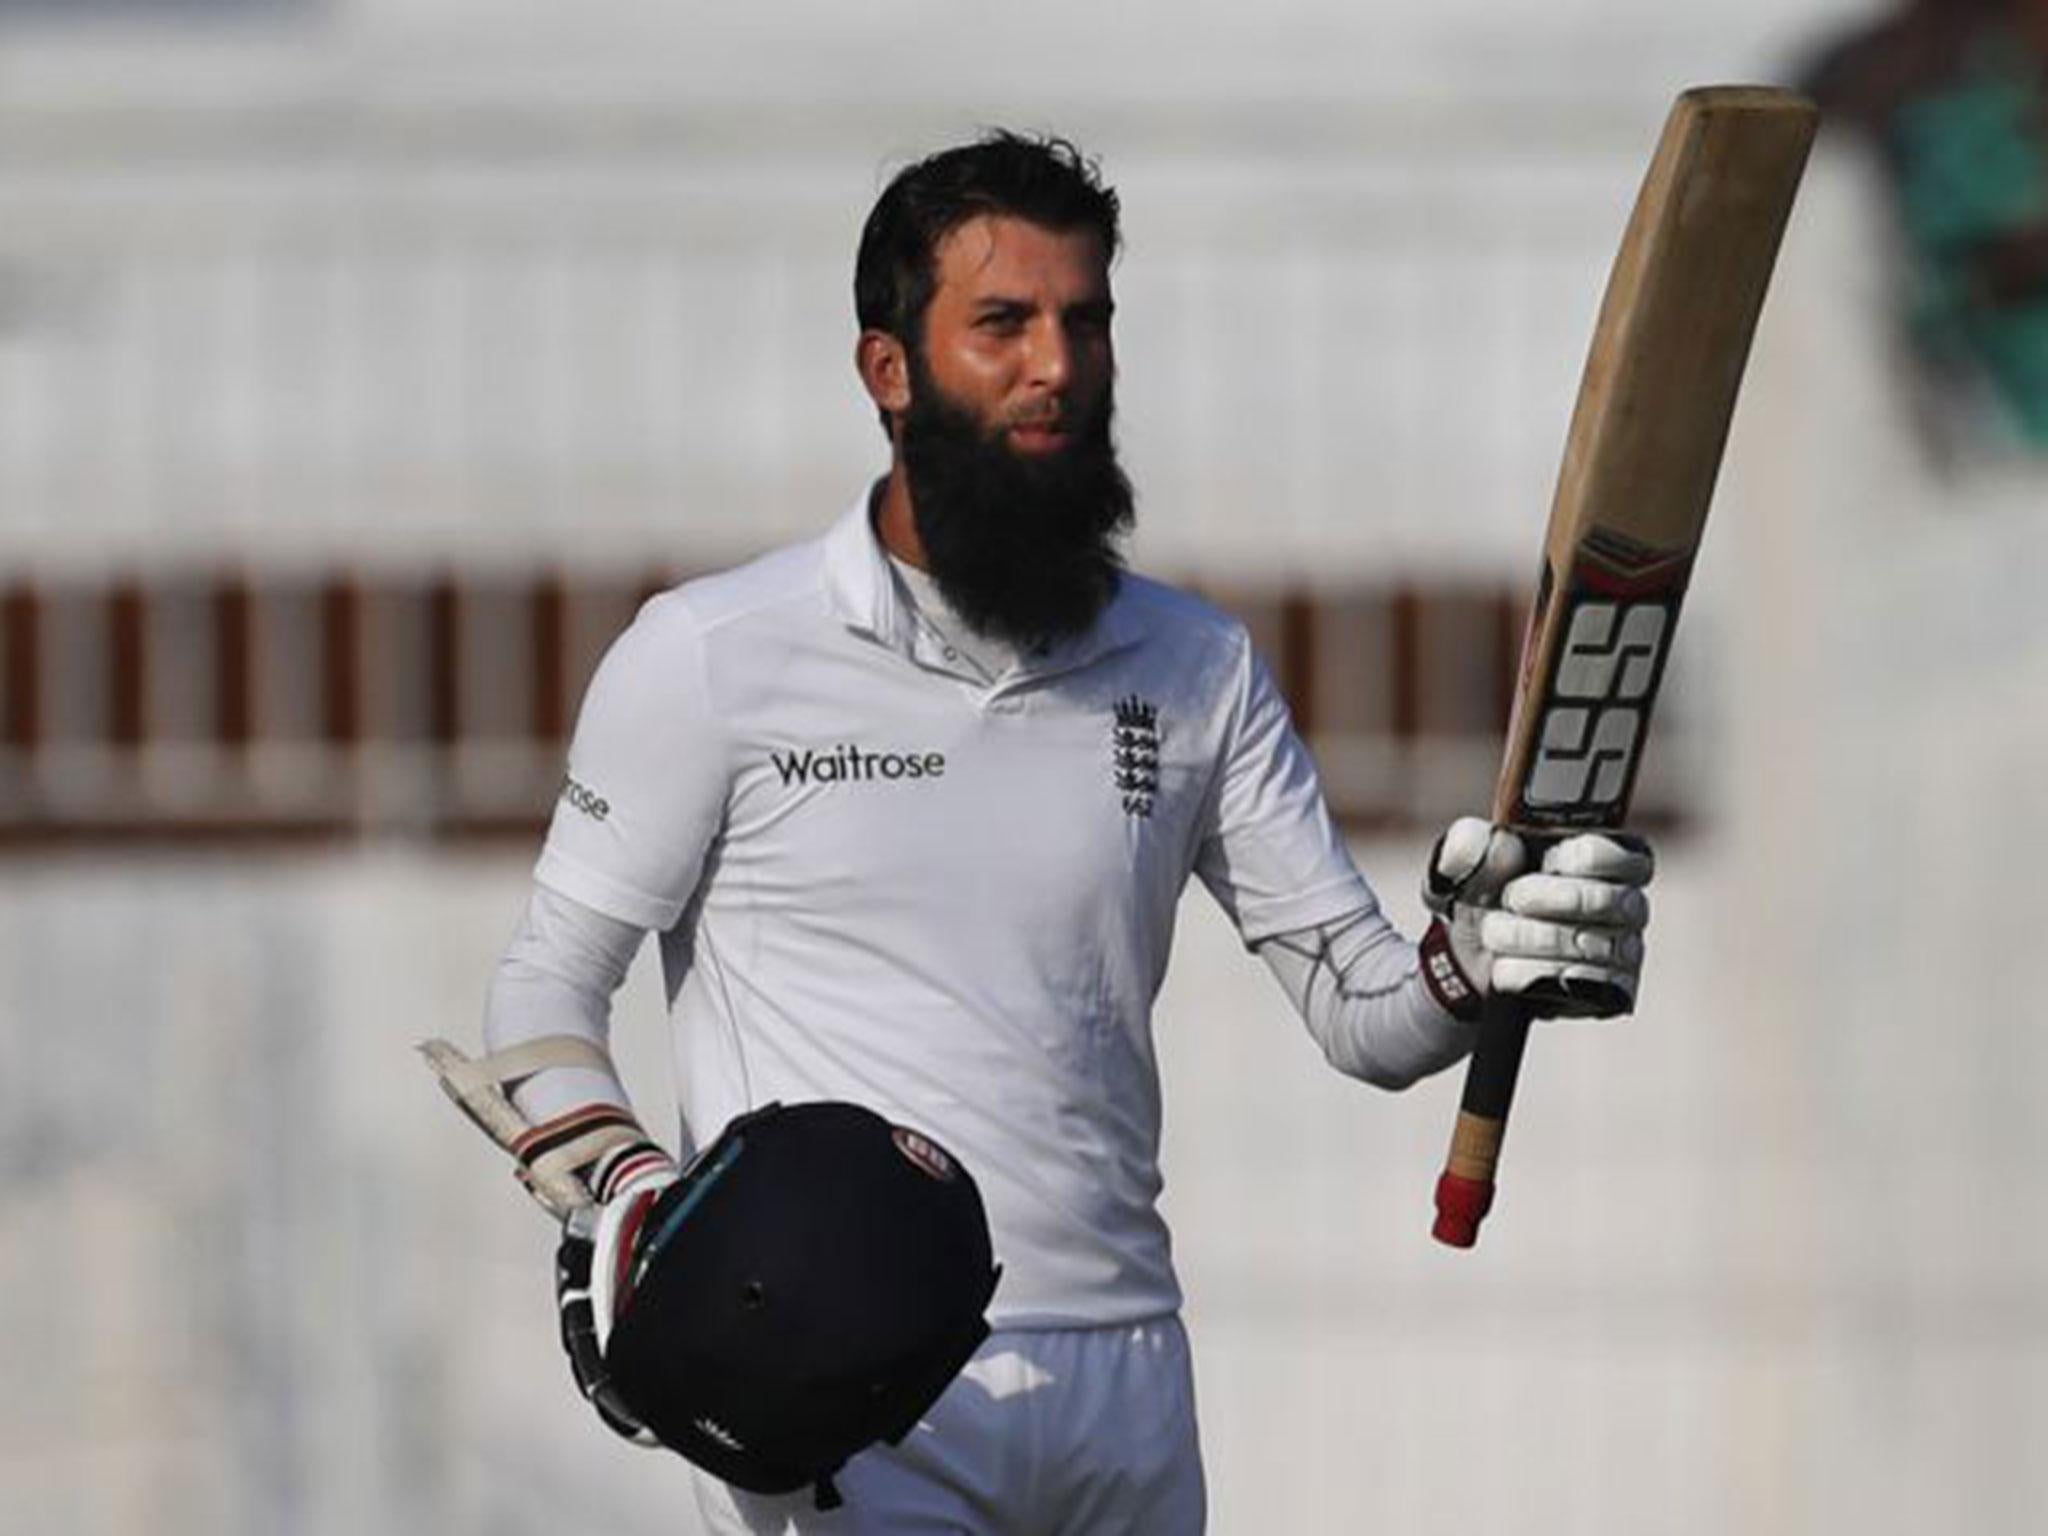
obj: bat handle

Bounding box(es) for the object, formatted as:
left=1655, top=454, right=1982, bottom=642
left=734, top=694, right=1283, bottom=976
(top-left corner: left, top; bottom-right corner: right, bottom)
left=1431, top=994, right=1533, bottom=1248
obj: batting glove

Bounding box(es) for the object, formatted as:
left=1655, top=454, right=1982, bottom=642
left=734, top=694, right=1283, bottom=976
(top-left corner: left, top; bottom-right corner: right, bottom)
left=1420, top=815, right=1653, bottom=1021
left=555, top=1140, right=678, bottom=1447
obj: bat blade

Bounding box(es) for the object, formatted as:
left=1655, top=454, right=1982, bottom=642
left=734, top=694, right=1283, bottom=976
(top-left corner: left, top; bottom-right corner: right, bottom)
left=1432, top=86, right=1817, bottom=1250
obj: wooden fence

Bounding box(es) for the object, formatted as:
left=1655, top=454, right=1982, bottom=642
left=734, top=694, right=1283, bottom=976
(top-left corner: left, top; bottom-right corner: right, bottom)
left=0, top=566, right=1715, bottom=847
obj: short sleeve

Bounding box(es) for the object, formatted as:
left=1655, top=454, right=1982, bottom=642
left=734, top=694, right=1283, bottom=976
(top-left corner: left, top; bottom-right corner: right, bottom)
left=1194, top=630, right=1376, bottom=944
left=533, top=592, right=728, bottom=931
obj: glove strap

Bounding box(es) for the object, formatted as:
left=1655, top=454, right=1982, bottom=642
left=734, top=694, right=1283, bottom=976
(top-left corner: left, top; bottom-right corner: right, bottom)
left=418, top=1035, right=654, bottom=1217
left=1419, top=918, right=1484, bottom=1022
left=513, top=1104, right=647, bottom=1200
left=590, top=1137, right=676, bottom=1204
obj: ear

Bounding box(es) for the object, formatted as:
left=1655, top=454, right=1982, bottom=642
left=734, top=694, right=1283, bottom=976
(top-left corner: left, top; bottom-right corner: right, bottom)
left=856, top=329, right=912, bottom=417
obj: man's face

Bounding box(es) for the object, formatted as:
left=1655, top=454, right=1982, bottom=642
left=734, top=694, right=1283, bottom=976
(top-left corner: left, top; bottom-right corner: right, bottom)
left=914, top=214, right=1116, bottom=451
left=895, top=214, right=1134, bottom=650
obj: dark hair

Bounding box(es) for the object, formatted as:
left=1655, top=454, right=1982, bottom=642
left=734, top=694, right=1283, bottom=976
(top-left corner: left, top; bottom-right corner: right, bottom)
left=855, top=130, right=1121, bottom=351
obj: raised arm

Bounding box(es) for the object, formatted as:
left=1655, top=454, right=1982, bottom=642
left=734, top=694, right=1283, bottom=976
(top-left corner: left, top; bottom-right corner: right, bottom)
left=1254, top=903, right=1477, bottom=1090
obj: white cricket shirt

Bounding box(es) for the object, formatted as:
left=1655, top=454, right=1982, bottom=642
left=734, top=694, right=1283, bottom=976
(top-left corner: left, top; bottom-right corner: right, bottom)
left=535, top=493, right=1377, bottom=1326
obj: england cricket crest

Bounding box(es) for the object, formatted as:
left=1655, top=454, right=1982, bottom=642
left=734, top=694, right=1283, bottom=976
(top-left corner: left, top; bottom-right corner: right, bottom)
left=1111, top=695, right=1161, bottom=819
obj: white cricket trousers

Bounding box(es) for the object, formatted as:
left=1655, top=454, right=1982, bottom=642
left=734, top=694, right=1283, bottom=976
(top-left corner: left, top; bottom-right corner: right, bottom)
left=690, top=1316, right=1206, bottom=1535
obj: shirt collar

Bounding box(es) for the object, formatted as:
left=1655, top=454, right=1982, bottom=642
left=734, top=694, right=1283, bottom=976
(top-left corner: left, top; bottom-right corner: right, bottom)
left=821, top=485, right=914, bottom=652
left=821, top=483, right=1145, bottom=680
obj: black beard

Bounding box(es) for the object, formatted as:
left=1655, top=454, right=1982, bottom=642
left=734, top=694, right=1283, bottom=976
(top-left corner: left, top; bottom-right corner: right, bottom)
left=897, top=356, right=1135, bottom=651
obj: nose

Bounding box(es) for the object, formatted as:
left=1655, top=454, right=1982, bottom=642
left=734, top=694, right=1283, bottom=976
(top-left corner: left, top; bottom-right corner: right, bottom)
left=1024, top=316, right=1072, bottom=395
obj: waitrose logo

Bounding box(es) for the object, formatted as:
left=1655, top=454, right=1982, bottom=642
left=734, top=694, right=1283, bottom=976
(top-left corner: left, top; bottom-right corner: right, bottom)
left=770, top=743, right=947, bottom=787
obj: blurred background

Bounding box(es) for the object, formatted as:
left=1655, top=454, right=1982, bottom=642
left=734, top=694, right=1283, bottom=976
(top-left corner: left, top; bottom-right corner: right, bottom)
left=4, top=1, right=2047, bottom=1532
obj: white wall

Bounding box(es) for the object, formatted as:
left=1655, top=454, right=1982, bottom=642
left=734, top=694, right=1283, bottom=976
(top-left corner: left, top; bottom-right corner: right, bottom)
left=0, top=0, right=1869, bottom=578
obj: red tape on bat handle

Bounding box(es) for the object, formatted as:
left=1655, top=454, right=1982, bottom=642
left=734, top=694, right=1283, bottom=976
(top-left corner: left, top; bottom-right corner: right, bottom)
left=1431, top=995, right=1531, bottom=1248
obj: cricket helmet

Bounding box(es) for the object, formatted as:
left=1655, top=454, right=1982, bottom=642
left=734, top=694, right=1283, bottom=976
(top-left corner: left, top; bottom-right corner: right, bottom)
left=601, top=1100, right=1000, bottom=1508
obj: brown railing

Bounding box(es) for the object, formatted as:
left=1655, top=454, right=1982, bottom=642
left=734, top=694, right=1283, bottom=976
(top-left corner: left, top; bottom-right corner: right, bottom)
left=0, top=569, right=1698, bottom=847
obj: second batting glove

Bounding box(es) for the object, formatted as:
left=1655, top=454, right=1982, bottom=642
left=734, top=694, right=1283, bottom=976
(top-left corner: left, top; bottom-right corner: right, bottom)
left=555, top=1139, right=678, bottom=1447
left=1420, top=815, right=1653, bottom=1021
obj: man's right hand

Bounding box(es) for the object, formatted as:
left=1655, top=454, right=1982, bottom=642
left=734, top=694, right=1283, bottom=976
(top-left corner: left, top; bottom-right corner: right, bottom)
left=415, top=1036, right=683, bottom=1445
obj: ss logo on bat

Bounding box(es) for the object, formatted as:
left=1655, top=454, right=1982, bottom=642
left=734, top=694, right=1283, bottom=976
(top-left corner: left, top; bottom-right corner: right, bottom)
left=1526, top=599, right=1670, bottom=811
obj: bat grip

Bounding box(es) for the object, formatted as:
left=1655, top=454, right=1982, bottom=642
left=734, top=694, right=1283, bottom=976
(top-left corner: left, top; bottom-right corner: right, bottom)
left=1431, top=994, right=1533, bottom=1248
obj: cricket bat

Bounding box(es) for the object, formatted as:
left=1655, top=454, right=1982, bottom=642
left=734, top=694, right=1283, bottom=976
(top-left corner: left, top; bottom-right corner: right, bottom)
left=1431, top=86, right=1818, bottom=1249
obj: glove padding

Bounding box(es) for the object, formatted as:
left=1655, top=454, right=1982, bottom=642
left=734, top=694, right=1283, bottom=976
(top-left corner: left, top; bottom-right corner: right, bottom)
left=555, top=1150, right=678, bottom=1448
left=1421, top=816, right=1653, bottom=1020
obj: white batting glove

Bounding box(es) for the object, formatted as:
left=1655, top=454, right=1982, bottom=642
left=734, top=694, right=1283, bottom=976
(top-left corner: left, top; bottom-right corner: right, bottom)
left=1418, top=818, right=1529, bottom=1020
left=415, top=1039, right=685, bottom=1448
left=1420, top=816, right=1654, bottom=1020
left=556, top=1141, right=679, bottom=1447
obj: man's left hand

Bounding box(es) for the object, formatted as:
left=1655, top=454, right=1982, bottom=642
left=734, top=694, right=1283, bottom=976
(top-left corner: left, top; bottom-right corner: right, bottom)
left=1419, top=817, right=1654, bottom=1021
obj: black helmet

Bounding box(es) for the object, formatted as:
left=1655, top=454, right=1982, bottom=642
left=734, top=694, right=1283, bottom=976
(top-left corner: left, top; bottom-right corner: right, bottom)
left=603, top=1101, right=1001, bottom=1508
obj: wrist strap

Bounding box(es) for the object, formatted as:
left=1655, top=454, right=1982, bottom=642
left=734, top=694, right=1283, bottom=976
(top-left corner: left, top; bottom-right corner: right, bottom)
left=418, top=1035, right=654, bottom=1218
left=1419, top=919, right=1484, bottom=1022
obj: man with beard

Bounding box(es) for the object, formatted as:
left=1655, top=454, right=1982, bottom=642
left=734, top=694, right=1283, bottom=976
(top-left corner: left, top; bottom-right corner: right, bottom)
left=474, top=132, right=1655, bottom=1532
